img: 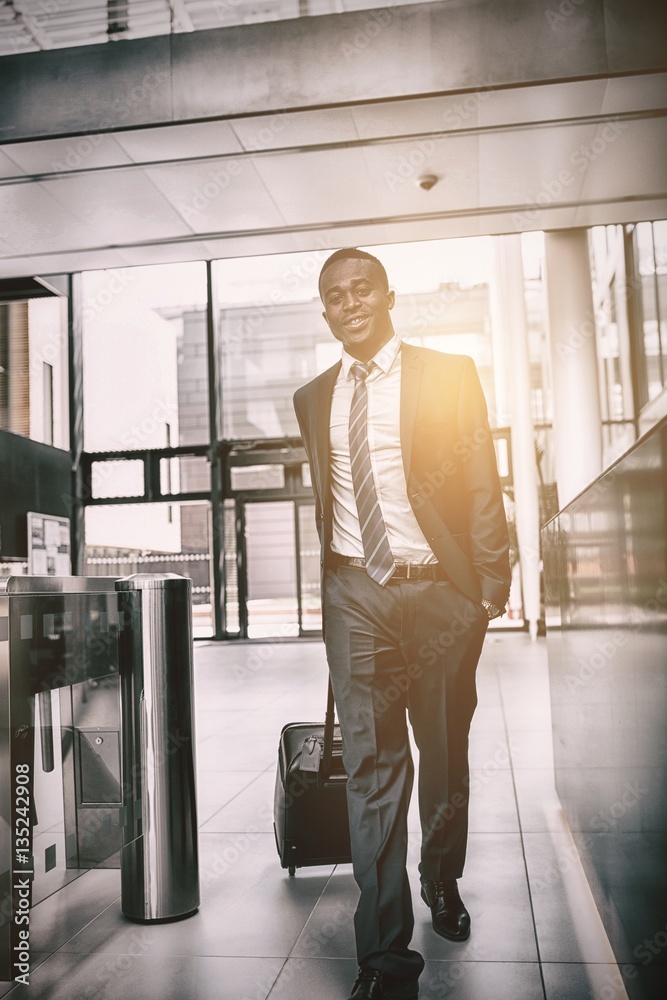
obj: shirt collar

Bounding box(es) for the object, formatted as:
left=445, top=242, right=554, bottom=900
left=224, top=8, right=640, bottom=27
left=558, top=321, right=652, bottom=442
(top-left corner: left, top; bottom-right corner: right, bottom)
left=341, top=333, right=401, bottom=379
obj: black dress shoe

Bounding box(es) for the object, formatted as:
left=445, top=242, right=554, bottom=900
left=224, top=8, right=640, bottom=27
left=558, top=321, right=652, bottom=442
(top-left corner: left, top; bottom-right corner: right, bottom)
left=420, top=878, right=471, bottom=942
left=346, top=967, right=383, bottom=1000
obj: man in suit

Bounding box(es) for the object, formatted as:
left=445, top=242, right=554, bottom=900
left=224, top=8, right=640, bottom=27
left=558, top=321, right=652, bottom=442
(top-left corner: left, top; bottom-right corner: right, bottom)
left=293, top=248, right=510, bottom=1000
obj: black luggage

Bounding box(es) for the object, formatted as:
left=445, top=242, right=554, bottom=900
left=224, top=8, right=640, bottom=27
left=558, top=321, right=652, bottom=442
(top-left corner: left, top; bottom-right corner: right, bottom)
left=274, top=680, right=352, bottom=875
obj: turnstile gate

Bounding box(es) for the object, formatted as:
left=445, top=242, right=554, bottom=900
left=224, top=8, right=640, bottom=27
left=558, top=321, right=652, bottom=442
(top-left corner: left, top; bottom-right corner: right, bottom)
left=0, top=574, right=199, bottom=982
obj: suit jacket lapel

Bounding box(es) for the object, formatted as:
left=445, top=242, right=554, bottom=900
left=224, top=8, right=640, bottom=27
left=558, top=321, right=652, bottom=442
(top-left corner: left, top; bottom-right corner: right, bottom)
left=400, top=342, right=423, bottom=480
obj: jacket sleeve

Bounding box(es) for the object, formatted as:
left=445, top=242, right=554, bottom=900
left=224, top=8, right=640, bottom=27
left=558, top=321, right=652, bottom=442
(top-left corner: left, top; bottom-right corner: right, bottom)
left=457, top=357, right=511, bottom=608
left=293, top=387, right=324, bottom=542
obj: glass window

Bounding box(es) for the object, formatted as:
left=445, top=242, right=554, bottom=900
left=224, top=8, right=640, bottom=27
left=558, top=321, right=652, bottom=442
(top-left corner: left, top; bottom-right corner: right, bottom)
left=214, top=238, right=500, bottom=438
left=82, top=262, right=208, bottom=452
left=224, top=499, right=240, bottom=635
left=633, top=221, right=666, bottom=406
left=214, top=250, right=332, bottom=440
left=230, top=464, right=285, bottom=491
left=245, top=500, right=298, bottom=638
left=0, top=292, right=69, bottom=449
left=91, top=459, right=144, bottom=499
left=84, top=500, right=213, bottom=638
left=654, top=219, right=667, bottom=371
left=298, top=502, right=322, bottom=632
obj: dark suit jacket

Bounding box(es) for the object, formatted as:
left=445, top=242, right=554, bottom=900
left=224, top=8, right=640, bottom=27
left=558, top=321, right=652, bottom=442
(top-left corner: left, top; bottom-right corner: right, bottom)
left=293, top=342, right=511, bottom=611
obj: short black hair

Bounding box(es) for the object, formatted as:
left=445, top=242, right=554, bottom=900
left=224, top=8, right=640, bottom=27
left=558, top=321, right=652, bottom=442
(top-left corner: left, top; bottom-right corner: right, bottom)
left=318, top=247, right=389, bottom=297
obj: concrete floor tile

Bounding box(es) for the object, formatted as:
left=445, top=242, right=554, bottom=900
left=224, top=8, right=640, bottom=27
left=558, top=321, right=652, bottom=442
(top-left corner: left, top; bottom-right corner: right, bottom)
left=55, top=833, right=331, bottom=959
left=5, top=953, right=284, bottom=1000
left=509, top=728, right=555, bottom=770
left=409, top=834, right=538, bottom=962
left=267, top=957, right=358, bottom=1000
left=513, top=769, right=565, bottom=833
left=28, top=868, right=121, bottom=955
left=542, top=962, right=634, bottom=1000
left=418, top=960, right=544, bottom=1000
left=197, top=770, right=264, bottom=827
left=200, top=770, right=277, bottom=833
left=523, top=831, right=622, bottom=965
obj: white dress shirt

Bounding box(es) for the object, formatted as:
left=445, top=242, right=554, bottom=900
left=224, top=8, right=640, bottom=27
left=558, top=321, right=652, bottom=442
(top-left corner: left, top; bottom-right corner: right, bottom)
left=329, top=333, right=437, bottom=563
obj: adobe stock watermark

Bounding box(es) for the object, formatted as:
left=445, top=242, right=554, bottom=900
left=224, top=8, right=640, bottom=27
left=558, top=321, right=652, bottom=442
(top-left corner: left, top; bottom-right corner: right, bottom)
left=368, top=597, right=487, bottom=720
left=82, top=268, right=138, bottom=323
left=513, top=118, right=629, bottom=230
left=223, top=237, right=338, bottom=349
left=230, top=622, right=299, bottom=684
left=340, top=4, right=400, bottom=62
left=563, top=578, right=667, bottom=693
left=534, top=779, right=649, bottom=891
left=50, top=133, right=105, bottom=173
left=554, top=250, right=667, bottom=360
left=179, top=114, right=288, bottom=224
left=409, top=283, right=467, bottom=334
left=589, top=778, right=648, bottom=833
left=60, top=396, right=177, bottom=513
left=545, top=0, right=589, bottom=30
left=409, top=420, right=496, bottom=511
left=384, top=76, right=501, bottom=192
left=563, top=630, right=628, bottom=693
left=384, top=136, right=444, bottom=192
left=423, top=740, right=519, bottom=836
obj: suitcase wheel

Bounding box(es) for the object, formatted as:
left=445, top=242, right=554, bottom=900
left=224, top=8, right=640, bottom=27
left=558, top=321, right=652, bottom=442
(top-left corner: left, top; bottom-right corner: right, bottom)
left=288, top=865, right=296, bottom=877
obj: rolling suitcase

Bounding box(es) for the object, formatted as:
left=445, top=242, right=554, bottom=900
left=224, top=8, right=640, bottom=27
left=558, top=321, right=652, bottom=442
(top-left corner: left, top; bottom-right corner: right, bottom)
left=274, top=678, right=352, bottom=875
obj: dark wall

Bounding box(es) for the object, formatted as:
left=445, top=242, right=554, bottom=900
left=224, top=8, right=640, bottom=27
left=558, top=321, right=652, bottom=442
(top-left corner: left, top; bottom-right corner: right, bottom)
left=0, top=429, right=71, bottom=558
left=543, top=416, right=667, bottom=1000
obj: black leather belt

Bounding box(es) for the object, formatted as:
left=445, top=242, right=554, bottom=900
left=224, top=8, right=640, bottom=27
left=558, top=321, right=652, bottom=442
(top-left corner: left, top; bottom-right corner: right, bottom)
left=330, top=553, right=445, bottom=582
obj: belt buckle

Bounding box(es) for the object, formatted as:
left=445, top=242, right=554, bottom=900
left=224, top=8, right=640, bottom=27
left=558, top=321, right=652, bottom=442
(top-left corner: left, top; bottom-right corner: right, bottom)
left=405, top=563, right=413, bottom=580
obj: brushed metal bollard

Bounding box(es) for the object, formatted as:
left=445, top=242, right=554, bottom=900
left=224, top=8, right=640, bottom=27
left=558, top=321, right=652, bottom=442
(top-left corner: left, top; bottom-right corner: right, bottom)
left=116, top=574, right=199, bottom=922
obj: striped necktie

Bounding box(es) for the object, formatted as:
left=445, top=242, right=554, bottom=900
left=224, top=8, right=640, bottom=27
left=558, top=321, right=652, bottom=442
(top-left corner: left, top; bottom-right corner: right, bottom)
left=348, top=361, right=396, bottom=586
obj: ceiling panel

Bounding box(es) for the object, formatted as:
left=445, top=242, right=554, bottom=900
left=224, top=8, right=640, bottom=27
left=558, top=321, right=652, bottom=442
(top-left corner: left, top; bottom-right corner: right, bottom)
left=478, top=121, right=598, bottom=214
left=1, top=134, right=133, bottom=175
left=476, top=79, right=607, bottom=128
left=352, top=95, right=483, bottom=141
left=602, top=72, right=667, bottom=114
left=352, top=79, right=609, bottom=142
left=231, top=107, right=359, bottom=151
left=115, top=121, right=244, bottom=162
left=203, top=230, right=324, bottom=262
left=578, top=117, right=667, bottom=203
left=0, top=182, right=99, bottom=254
left=574, top=196, right=667, bottom=230
left=0, top=148, right=25, bottom=179
left=252, top=146, right=381, bottom=227
left=40, top=170, right=194, bottom=243
left=144, top=157, right=286, bottom=233
left=0, top=247, right=133, bottom=279
left=116, top=240, right=212, bottom=267
left=362, top=133, right=479, bottom=216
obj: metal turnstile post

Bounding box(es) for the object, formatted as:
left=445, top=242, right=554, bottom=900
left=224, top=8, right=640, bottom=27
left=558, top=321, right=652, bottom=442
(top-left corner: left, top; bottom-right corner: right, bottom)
left=116, top=574, right=199, bottom=922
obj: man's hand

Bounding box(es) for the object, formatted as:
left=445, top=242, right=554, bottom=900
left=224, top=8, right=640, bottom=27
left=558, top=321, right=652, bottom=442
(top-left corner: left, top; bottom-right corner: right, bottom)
left=481, top=599, right=503, bottom=620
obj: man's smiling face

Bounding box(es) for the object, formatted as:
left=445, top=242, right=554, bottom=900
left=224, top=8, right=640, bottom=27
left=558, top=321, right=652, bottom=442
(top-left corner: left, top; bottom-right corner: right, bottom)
left=320, top=257, right=396, bottom=362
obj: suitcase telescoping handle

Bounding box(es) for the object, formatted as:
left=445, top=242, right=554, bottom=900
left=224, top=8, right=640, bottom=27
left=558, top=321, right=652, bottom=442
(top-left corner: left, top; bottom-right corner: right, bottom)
left=322, top=676, right=336, bottom=777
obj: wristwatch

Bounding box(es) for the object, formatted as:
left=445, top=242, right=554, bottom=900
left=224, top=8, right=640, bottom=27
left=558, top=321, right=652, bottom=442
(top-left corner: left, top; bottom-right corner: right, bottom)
left=481, top=598, right=502, bottom=620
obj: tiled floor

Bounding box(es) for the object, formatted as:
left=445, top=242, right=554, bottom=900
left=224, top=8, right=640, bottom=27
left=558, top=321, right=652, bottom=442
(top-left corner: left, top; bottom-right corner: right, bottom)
left=5, top=633, right=631, bottom=999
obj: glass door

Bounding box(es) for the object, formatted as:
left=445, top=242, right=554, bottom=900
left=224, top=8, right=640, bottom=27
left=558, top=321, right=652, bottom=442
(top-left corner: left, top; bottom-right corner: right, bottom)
left=297, top=501, right=322, bottom=633
left=237, top=499, right=322, bottom=638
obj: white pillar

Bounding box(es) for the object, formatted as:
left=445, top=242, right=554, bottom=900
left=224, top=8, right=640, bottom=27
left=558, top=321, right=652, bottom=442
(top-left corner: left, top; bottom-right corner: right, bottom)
left=491, top=235, right=542, bottom=639
left=543, top=230, right=603, bottom=506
